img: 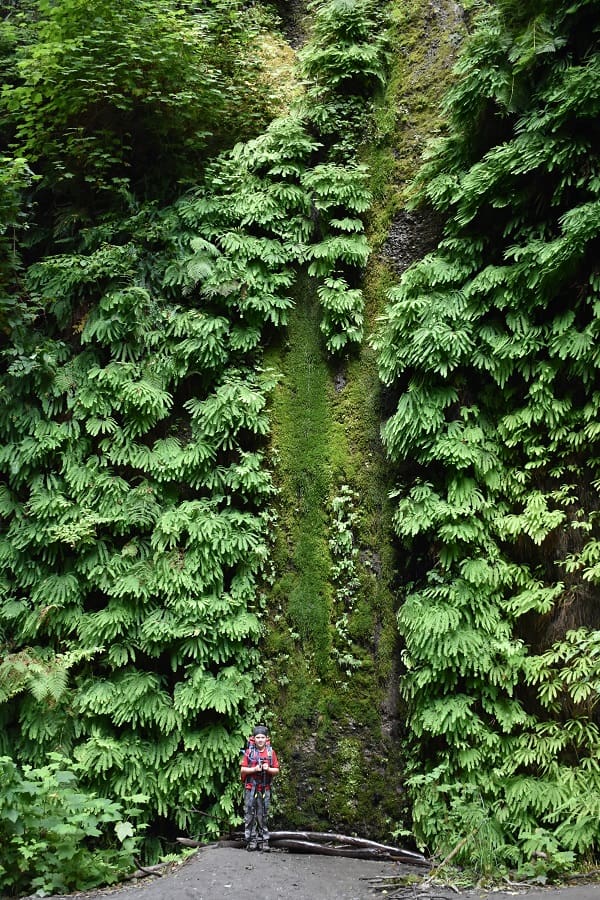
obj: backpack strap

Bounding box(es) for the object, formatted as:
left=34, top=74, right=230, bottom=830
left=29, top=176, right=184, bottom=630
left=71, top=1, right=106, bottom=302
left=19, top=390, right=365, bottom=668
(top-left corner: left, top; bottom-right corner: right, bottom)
left=247, top=745, right=273, bottom=766
left=244, top=744, right=274, bottom=790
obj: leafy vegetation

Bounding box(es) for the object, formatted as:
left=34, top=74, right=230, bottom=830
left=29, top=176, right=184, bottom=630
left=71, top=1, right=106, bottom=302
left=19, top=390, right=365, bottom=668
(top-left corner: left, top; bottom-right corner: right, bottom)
left=375, top=0, right=600, bottom=875
left=0, top=0, right=290, bottom=868
left=0, top=753, right=142, bottom=897
left=299, top=0, right=388, bottom=157
left=0, top=0, right=391, bottom=880
left=2, top=0, right=274, bottom=213
left=10, top=0, right=600, bottom=883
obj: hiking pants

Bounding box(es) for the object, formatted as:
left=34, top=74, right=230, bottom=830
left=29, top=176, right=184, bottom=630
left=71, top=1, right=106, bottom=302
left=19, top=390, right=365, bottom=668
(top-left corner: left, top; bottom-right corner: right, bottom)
left=244, top=785, right=271, bottom=844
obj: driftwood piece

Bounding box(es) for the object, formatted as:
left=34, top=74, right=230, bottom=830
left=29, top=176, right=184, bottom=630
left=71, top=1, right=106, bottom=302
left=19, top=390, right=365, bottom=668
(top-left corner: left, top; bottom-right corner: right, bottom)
left=177, top=837, right=245, bottom=849
left=268, top=831, right=430, bottom=866
left=177, top=831, right=430, bottom=867
left=269, top=838, right=405, bottom=861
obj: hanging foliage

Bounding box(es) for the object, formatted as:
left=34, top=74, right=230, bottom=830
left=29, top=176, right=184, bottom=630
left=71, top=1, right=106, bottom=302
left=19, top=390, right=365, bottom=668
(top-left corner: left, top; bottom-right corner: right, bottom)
left=0, top=198, right=275, bottom=838
left=0, top=0, right=389, bottom=863
left=375, top=0, right=600, bottom=874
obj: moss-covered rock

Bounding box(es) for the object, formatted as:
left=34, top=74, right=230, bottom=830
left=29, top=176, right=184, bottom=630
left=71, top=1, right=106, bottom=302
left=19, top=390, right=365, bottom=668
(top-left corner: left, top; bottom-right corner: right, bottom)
left=256, top=0, right=465, bottom=842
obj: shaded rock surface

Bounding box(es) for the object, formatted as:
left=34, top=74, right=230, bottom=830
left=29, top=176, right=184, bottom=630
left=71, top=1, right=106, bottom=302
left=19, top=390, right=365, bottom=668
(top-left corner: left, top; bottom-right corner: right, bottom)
left=382, top=209, right=443, bottom=276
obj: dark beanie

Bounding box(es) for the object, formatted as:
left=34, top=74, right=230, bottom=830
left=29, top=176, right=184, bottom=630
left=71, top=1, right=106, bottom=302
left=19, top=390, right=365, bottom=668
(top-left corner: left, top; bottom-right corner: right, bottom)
left=253, top=725, right=268, bottom=736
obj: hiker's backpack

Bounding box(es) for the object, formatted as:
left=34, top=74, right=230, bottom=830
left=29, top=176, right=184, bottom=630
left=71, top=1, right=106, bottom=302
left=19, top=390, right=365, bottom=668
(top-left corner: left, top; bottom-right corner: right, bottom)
left=240, top=735, right=274, bottom=784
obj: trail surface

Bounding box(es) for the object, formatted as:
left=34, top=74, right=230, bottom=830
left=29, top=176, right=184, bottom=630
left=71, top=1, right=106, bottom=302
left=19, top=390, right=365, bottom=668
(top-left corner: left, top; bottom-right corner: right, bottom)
left=29, top=846, right=600, bottom=900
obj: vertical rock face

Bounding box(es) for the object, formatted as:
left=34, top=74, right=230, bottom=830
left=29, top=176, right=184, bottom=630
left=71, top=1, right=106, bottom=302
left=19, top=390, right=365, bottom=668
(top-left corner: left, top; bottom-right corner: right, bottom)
left=0, top=0, right=476, bottom=859
left=262, top=0, right=466, bottom=840
left=383, top=210, right=443, bottom=277
left=373, top=0, right=600, bottom=871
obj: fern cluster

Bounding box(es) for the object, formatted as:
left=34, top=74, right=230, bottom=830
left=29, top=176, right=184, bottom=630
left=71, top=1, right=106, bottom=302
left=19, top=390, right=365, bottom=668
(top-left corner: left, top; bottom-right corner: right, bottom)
left=298, top=0, right=389, bottom=348
left=299, top=0, right=388, bottom=156
left=375, top=0, right=600, bottom=872
left=0, top=0, right=389, bottom=854
left=172, top=117, right=372, bottom=355
left=0, top=199, right=273, bottom=836
left=328, top=484, right=364, bottom=675
left=191, top=76, right=379, bottom=354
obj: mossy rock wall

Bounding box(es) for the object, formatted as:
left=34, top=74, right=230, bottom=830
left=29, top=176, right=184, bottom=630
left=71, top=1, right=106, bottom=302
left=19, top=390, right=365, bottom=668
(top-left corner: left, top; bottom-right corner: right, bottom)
left=251, top=0, right=466, bottom=841
left=263, top=273, right=405, bottom=837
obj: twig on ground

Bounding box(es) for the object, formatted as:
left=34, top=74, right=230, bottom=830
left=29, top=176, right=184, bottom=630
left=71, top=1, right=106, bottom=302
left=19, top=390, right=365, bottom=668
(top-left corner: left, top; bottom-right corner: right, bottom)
left=564, top=869, right=600, bottom=881
left=429, top=829, right=475, bottom=875
left=124, top=861, right=170, bottom=881
left=361, top=875, right=417, bottom=883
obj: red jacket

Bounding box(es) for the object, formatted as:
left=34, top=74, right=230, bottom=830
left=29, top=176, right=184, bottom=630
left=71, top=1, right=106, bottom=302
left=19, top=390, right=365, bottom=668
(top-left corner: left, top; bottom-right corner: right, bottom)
left=242, top=745, right=279, bottom=790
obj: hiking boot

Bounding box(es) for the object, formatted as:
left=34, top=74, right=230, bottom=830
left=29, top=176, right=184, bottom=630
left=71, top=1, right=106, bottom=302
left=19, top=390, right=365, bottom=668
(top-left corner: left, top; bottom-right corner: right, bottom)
left=246, top=841, right=258, bottom=851
left=258, top=842, right=270, bottom=852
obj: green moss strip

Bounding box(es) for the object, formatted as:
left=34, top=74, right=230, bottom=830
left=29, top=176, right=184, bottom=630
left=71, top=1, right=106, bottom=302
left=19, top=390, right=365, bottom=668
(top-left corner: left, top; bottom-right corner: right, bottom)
left=268, top=274, right=333, bottom=678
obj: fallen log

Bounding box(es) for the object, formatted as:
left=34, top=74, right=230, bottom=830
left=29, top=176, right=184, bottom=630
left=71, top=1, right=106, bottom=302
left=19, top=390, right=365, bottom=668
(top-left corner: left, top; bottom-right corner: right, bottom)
left=268, top=838, right=411, bottom=861
left=177, top=837, right=245, bottom=849
left=268, top=831, right=430, bottom=867
left=176, top=831, right=430, bottom=866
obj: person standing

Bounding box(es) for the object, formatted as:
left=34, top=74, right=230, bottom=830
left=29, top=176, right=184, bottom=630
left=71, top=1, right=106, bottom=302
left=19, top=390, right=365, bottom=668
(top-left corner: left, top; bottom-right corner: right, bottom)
left=240, top=724, right=279, bottom=851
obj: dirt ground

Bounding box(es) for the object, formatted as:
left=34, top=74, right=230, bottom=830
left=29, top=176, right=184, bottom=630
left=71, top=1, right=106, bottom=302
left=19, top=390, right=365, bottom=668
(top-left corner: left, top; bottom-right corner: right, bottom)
left=27, top=846, right=600, bottom=900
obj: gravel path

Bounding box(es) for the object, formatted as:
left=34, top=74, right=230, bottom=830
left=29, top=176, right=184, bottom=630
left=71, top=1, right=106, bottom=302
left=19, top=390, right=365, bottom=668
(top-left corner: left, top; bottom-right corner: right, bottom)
left=29, top=847, right=600, bottom=900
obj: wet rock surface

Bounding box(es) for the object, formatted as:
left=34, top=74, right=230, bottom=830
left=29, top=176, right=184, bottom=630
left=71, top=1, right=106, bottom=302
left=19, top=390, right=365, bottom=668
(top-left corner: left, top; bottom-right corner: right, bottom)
left=382, top=209, right=443, bottom=276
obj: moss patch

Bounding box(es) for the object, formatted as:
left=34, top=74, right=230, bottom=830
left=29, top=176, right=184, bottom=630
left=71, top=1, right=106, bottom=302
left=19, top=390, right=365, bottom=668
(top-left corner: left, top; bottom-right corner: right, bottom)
left=261, top=255, right=405, bottom=836
left=266, top=277, right=334, bottom=678
left=256, top=0, right=466, bottom=842
left=369, top=0, right=466, bottom=249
